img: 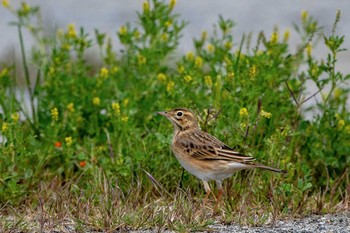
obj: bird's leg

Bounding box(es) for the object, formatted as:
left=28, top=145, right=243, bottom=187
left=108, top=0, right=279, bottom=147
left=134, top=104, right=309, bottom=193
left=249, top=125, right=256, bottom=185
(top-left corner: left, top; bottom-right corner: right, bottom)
left=215, top=189, right=223, bottom=209
left=202, top=181, right=211, bottom=206
left=214, top=180, right=223, bottom=212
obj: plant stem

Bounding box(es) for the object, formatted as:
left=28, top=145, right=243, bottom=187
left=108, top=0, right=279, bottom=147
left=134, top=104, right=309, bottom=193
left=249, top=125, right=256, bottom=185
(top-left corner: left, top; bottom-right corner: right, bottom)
left=18, top=23, right=37, bottom=125
left=18, top=23, right=37, bottom=130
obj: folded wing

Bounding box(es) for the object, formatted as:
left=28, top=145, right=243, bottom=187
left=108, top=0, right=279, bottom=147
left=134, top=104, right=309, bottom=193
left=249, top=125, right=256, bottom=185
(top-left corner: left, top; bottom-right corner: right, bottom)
left=175, top=130, right=255, bottom=163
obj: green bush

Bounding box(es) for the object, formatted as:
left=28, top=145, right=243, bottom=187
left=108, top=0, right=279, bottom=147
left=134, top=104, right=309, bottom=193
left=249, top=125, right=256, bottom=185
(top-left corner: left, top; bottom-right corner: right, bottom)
left=0, top=0, right=349, bottom=230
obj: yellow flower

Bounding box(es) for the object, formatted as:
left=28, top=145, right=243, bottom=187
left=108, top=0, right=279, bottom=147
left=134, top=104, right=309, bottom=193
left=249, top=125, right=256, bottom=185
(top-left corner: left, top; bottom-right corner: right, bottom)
left=2, top=0, right=9, bottom=8
left=306, top=43, right=312, bottom=57
left=51, top=108, right=59, bottom=121
left=169, top=0, right=176, bottom=9
left=65, top=137, right=73, bottom=147
left=345, top=125, right=350, bottom=134
left=204, top=75, right=212, bottom=87
left=184, top=75, right=193, bottom=83
left=215, top=75, right=222, bottom=90
left=337, top=119, right=345, bottom=130
left=248, top=65, right=257, bottom=80
left=207, top=43, right=214, bottom=53
left=21, top=2, right=30, bottom=14
left=67, top=103, right=75, bottom=113
left=186, top=52, right=194, bottom=61
left=160, top=33, right=168, bottom=42
left=0, top=68, right=9, bottom=77
left=270, top=31, right=279, bottom=44
left=177, top=65, right=185, bottom=74
left=96, top=145, right=107, bottom=153
left=165, top=20, right=172, bottom=28
left=143, top=1, right=150, bottom=13
left=137, top=54, right=147, bottom=65
left=228, top=71, right=235, bottom=79
left=261, top=110, right=272, bottom=118
left=311, top=67, right=318, bottom=77
left=62, top=43, right=71, bottom=51
left=121, top=116, right=129, bottom=122
left=194, top=56, right=203, bottom=68
left=301, top=10, right=309, bottom=22
left=224, top=56, right=232, bottom=66
left=48, top=66, right=55, bottom=76
left=283, top=29, right=290, bottom=42
left=235, top=50, right=245, bottom=60
left=280, top=127, right=289, bottom=137
left=11, top=113, right=19, bottom=122
left=334, top=88, right=342, bottom=99
left=133, top=30, right=140, bottom=39
left=256, top=50, right=264, bottom=56
left=111, top=66, right=119, bottom=74
left=100, top=67, right=109, bottom=78
left=123, top=98, right=129, bottom=106
left=240, top=122, right=247, bottom=129
left=67, top=24, right=77, bottom=38
left=54, top=56, right=62, bottom=65
left=157, top=73, right=167, bottom=83
left=201, top=31, right=208, bottom=40
left=119, top=25, right=128, bottom=36
left=93, top=97, right=100, bottom=106
left=239, top=107, right=248, bottom=117
left=166, top=81, right=175, bottom=93
left=224, top=41, right=232, bottom=50
left=1, top=122, right=8, bottom=132
left=111, top=102, right=121, bottom=115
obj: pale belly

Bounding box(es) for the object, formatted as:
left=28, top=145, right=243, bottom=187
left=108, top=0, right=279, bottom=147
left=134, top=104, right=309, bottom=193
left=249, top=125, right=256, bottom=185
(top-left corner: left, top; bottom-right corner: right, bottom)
left=174, top=152, right=249, bottom=182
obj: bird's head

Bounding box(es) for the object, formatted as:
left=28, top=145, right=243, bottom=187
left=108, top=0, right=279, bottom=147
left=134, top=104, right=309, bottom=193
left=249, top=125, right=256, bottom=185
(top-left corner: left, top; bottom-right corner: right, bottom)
left=158, top=108, right=199, bottom=133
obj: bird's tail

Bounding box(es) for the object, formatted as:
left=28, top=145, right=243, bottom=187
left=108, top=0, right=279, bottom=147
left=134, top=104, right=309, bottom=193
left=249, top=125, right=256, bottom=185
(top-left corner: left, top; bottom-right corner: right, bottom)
left=254, top=163, right=287, bottom=174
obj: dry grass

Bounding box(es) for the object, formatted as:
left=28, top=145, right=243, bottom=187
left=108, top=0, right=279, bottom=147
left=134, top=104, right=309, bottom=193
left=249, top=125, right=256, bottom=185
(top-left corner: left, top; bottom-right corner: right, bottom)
left=1, top=170, right=349, bottom=232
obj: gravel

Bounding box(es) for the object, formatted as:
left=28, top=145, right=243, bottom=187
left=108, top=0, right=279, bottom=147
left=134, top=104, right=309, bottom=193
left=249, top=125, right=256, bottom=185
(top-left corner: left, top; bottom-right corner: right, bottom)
left=130, top=211, right=350, bottom=233
left=209, top=212, right=350, bottom=233
left=5, top=211, right=350, bottom=232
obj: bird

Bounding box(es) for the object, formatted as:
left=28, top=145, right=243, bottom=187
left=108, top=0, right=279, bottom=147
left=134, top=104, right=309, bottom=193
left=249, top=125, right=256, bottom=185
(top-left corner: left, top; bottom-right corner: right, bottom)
left=158, top=107, right=286, bottom=209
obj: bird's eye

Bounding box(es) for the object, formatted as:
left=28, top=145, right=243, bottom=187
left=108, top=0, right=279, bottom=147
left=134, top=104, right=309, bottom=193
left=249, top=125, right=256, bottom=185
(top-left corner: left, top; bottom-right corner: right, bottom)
left=176, top=111, right=183, bottom=117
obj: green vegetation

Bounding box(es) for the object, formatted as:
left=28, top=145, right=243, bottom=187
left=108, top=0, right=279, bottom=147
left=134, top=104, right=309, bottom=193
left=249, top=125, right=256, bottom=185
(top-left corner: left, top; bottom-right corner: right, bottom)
left=0, top=0, right=349, bottom=231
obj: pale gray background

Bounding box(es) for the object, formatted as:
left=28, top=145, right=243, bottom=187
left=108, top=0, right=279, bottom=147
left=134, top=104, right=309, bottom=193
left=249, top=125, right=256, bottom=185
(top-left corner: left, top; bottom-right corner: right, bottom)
left=0, top=1, right=349, bottom=85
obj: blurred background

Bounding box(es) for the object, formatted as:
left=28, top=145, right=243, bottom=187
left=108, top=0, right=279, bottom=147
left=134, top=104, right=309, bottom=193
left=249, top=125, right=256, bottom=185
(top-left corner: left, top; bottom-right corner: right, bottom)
left=1, top=0, right=349, bottom=74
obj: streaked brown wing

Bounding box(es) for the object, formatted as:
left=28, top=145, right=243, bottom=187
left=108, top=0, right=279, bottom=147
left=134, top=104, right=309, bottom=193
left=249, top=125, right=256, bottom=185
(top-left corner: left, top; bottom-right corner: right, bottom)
left=175, top=130, right=255, bottom=162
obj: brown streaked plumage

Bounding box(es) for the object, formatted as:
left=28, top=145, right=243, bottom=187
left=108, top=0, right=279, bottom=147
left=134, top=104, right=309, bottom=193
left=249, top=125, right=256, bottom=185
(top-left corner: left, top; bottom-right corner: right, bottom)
left=158, top=108, right=286, bottom=208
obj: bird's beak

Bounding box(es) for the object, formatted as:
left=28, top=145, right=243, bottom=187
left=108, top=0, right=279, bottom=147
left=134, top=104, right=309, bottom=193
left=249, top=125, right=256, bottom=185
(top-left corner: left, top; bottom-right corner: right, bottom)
left=157, top=111, right=168, bottom=117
